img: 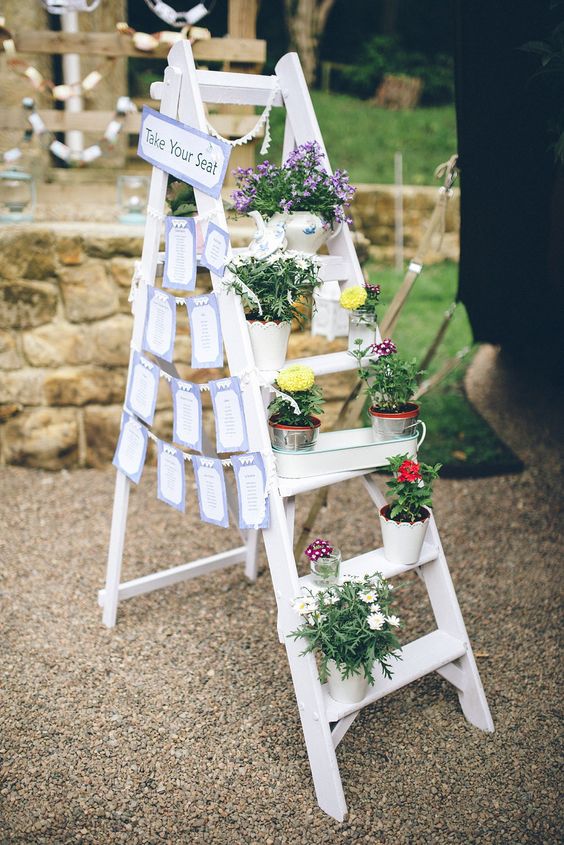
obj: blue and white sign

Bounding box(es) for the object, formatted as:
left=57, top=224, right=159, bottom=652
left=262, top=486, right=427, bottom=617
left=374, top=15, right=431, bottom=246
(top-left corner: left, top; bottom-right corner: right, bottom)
left=200, top=222, right=230, bottom=278
left=125, top=352, right=159, bottom=425
left=142, top=287, right=176, bottom=363
left=232, top=453, right=270, bottom=530
left=171, top=378, right=202, bottom=452
left=192, top=455, right=229, bottom=528
left=164, top=216, right=197, bottom=291
left=112, top=412, right=148, bottom=484
left=157, top=441, right=186, bottom=512
left=209, top=376, right=248, bottom=454
left=186, top=293, right=223, bottom=368
left=137, top=106, right=231, bottom=199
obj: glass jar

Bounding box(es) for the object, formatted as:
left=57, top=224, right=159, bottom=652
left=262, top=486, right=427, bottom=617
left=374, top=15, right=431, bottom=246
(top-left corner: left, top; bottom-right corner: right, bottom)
left=310, top=549, right=341, bottom=587
left=348, top=308, right=377, bottom=352
left=0, top=168, right=36, bottom=223
left=117, top=174, right=149, bottom=224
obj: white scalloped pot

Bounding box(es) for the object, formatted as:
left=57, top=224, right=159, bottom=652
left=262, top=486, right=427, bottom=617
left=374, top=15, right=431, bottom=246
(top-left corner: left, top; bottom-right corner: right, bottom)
left=326, top=660, right=369, bottom=704
left=247, top=320, right=291, bottom=370
left=379, top=505, right=430, bottom=566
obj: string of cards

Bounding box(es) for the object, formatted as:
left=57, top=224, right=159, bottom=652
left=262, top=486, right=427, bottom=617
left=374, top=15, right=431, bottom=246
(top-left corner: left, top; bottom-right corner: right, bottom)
left=112, top=214, right=270, bottom=532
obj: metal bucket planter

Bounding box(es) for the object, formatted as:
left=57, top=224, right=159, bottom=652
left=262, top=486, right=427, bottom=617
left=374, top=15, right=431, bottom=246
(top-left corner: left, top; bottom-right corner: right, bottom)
left=247, top=319, right=291, bottom=371
left=326, top=660, right=370, bottom=704
left=369, top=403, right=420, bottom=441
left=347, top=308, right=377, bottom=352
left=269, top=416, right=321, bottom=451
left=379, top=505, right=430, bottom=566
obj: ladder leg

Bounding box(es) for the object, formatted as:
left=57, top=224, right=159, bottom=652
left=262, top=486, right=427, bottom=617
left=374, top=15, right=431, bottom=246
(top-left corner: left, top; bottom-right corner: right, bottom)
left=262, top=494, right=348, bottom=821
left=243, top=529, right=259, bottom=581
left=422, top=513, right=494, bottom=732
left=102, top=469, right=131, bottom=628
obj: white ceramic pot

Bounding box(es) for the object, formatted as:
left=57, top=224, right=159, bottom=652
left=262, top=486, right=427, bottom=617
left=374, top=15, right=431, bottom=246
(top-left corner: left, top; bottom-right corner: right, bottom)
left=379, top=505, right=430, bottom=566
left=347, top=308, right=378, bottom=352
left=268, top=211, right=335, bottom=254
left=326, top=660, right=369, bottom=704
left=247, top=319, right=291, bottom=370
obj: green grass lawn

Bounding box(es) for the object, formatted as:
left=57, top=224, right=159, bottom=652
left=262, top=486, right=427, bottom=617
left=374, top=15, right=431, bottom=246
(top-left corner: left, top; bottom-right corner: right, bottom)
left=366, top=262, right=522, bottom=475
left=267, top=91, right=457, bottom=184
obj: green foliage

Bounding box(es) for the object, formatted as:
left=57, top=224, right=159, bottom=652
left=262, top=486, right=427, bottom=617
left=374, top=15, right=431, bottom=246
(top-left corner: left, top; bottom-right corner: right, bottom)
left=289, top=574, right=402, bottom=686
left=521, top=18, right=564, bottom=164
left=224, top=253, right=320, bottom=325
left=268, top=384, right=324, bottom=427
left=166, top=179, right=196, bottom=217
left=385, top=454, right=441, bottom=522
left=351, top=342, right=421, bottom=412
left=266, top=93, right=456, bottom=185
left=340, top=35, right=454, bottom=105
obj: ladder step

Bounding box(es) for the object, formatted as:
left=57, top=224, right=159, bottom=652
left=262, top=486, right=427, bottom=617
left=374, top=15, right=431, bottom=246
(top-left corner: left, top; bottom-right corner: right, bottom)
left=323, top=630, right=467, bottom=722
left=277, top=466, right=378, bottom=497
left=232, top=250, right=352, bottom=284
left=298, top=541, right=439, bottom=588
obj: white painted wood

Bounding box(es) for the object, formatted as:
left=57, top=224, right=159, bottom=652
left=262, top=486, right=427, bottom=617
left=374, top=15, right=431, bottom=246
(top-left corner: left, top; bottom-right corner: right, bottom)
left=103, top=43, right=494, bottom=821
left=323, top=630, right=467, bottom=722
left=298, top=541, right=439, bottom=590
left=420, top=514, right=495, bottom=732
left=99, top=546, right=247, bottom=605
left=275, top=53, right=364, bottom=288
left=102, top=469, right=130, bottom=628
left=331, top=712, right=359, bottom=749
left=244, top=529, right=259, bottom=581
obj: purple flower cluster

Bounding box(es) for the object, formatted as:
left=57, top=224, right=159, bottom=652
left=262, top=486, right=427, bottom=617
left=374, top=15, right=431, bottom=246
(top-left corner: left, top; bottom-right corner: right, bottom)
left=365, top=283, right=381, bottom=297
left=371, top=338, right=397, bottom=357
left=304, top=538, right=334, bottom=562
left=230, top=141, right=356, bottom=226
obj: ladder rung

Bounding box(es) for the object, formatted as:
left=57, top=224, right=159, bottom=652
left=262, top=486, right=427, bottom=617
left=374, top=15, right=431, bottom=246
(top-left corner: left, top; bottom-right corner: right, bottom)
left=322, top=630, right=467, bottom=722
left=298, top=541, right=439, bottom=588
left=277, top=466, right=376, bottom=497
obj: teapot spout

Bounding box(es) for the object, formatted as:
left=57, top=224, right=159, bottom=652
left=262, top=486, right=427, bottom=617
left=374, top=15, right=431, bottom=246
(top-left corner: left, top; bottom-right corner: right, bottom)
left=248, top=210, right=266, bottom=236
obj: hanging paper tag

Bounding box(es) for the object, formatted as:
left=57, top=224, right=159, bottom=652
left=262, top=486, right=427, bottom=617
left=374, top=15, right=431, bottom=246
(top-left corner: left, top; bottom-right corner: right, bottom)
left=231, top=453, right=270, bottom=530
left=125, top=352, right=159, bottom=425
left=82, top=144, right=102, bottom=163
left=112, top=412, right=148, bottom=484
left=49, top=140, right=71, bottom=162
left=164, top=216, right=197, bottom=291
left=28, top=112, right=46, bottom=134
left=157, top=441, right=186, bottom=512
left=104, top=119, right=122, bottom=143
left=186, top=293, right=223, bottom=368
left=3, top=148, right=21, bottom=163
left=142, top=287, right=176, bottom=362
left=192, top=456, right=229, bottom=528
left=209, top=376, right=248, bottom=454
left=171, top=378, right=202, bottom=452
left=200, top=222, right=230, bottom=278
left=137, top=106, right=231, bottom=199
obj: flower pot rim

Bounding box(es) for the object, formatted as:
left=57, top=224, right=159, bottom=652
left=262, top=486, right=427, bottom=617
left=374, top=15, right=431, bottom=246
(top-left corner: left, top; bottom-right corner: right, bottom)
left=246, top=317, right=291, bottom=326
left=380, top=504, right=430, bottom=525
left=369, top=403, right=420, bottom=420
left=268, top=415, right=321, bottom=432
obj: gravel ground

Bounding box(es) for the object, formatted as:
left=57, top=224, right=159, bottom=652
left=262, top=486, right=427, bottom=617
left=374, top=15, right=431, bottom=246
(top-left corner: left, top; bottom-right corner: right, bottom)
left=1, top=346, right=562, bottom=845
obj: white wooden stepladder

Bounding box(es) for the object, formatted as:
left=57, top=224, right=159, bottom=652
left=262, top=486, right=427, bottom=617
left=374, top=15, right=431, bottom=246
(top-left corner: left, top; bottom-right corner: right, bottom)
left=101, top=41, right=494, bottom=822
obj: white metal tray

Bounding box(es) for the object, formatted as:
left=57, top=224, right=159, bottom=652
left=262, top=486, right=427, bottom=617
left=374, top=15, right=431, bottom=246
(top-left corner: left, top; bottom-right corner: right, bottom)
left=273, top=427, right=420, bottom=479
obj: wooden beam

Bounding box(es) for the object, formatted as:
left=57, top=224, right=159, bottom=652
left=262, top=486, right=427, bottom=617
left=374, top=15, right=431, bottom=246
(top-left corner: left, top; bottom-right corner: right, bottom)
left=11, top=31, right=266, bottom=63
left=0, top=107, right=263, bottom=136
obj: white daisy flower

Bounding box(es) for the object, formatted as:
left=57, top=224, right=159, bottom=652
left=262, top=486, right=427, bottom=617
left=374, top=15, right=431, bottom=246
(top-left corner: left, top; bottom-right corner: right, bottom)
left=292, top=596, right=317, bottom=615
left=386, top=615, right=401, bottom=628
left=369, top=603, right=381, bottom=614
left=367, top=612, right=386, bottom=631
left=359, top=590, right=378, bottom=603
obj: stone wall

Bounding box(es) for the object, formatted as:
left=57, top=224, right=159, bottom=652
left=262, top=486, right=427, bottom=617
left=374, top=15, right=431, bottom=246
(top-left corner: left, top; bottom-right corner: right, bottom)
left=0, top=186, right=460, bottom=469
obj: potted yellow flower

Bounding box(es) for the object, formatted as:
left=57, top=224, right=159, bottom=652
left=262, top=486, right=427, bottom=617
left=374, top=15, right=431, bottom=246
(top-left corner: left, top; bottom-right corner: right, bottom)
left=268, top=364, right=324, bottom=451
left=340, top=282, right=381, bottom=350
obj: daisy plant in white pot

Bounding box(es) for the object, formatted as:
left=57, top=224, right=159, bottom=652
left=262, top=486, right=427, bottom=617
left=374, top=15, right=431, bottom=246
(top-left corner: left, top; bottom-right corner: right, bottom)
left=290, top=573, right=402, bottom=704
left=225, top=252, right=320, bottom=370
left=380, top=454, right=442, bottom=566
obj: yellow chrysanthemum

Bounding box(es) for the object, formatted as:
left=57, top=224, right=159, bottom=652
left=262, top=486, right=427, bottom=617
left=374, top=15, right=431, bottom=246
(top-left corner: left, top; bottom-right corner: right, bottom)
left=276, top=364, right=315, bottom=393
left=340, top=286, right=367, bottom=311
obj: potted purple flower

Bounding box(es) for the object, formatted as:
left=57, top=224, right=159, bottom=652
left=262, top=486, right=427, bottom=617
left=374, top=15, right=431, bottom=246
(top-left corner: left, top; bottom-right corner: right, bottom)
left=231, top=141, right=355, bottom=254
